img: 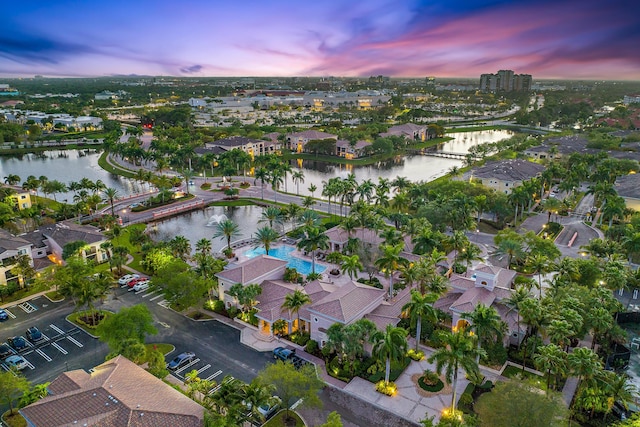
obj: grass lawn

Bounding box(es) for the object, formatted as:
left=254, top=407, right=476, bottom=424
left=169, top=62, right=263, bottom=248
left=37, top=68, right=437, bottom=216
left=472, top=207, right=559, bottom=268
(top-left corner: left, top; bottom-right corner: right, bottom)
left=2, top=410, right=27, bottom=427
left=67, top=310, right=112, bottom=336
left=145, top=343, right=174, bottom=356
left=263, top=410, right=306, bottom=427
left=502, top=365, right=547, bottom=391
left=208, top=199, right=256, bottom=207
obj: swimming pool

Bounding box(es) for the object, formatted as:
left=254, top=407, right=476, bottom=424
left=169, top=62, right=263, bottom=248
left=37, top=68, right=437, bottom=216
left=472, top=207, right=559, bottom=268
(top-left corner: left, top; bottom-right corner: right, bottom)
left=244, top=245, right=326, bottom=275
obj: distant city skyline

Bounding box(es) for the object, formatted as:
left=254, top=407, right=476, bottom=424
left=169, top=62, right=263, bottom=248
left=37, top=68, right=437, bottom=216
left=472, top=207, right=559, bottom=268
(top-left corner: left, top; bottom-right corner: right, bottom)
left=1, top=0, right=639, bottom=80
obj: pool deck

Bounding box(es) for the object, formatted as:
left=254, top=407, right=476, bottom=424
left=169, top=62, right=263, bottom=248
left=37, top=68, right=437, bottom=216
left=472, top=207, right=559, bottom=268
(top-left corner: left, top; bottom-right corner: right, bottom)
left=236, top=243, right=333, bottom=276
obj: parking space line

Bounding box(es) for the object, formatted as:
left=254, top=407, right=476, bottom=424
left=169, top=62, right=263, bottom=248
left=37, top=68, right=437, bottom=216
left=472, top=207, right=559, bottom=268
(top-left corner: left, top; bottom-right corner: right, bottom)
left=41, top=333, right=51, bottom=342
left=175, top=358, right=200, bottom=374
left=67, top=336, right=84, bottom=348
left=157, top=300, right=171, bottom=308
left=142, top=290, right=158, bottom=298
left=18, top=302, right=38, bottom=313
left=209, top=376, right=234, bottom=394
left=25, top=359, right=35, bottom=370
left=36, top=349, right=52, bottom=362
left=50, top=324, right=66, bottom=335
left=149, top=294, right=163, bottom=301
left=3, top=308, right=15, bottom=318
left=196, top=364, right=211, bottom=375
left=51, top=341, right=68, bottom=355
left=205, top=370, right=222, bottom=381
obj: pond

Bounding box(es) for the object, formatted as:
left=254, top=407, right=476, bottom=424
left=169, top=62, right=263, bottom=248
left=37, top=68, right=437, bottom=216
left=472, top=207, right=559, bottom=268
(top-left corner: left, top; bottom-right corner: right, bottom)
left=0, top=149, right=141, bottom=202
left=147, top=205, right=264, bottom=253
left=281, top=129, right=514, bottom=197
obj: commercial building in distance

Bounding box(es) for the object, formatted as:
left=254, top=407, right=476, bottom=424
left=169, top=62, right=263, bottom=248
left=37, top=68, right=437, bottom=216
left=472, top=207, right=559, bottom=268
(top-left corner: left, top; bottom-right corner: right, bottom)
left=480, top=70, right=532, bottom=92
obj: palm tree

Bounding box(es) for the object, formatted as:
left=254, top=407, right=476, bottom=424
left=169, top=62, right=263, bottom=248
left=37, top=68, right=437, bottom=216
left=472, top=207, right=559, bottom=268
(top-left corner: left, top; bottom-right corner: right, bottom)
left=340, top=254, right=362, bottom=280
left=458, top=244, right=483, bottom=277
left=254, top=167, right=269, bottom=200
left=254, top=226, right=279, bottom=256
left=308, top=183, right=317, bottom=198
left=281, top=290, right=311, bottom=334
left=402, top=290, right=439, bottom=351
left=428, top=330, right=485, bottom=411
left=242, top=380, right=277, bottom=422
left=291, top=170, right=305, bottom=196
left=3, top=174, right=20, bottom=186
left=259, top=206, right=282, bottom=229
left=494, top=238, right=524, bottom=270
left=371, top=324, right=408, bottom=385
left=169, top=235, right=191, bottom=261
left=568, top=347, right=603, bottom=389
left=375, top=244, right=408, bottom=298
left=533, top=344, right=568, bottom=392
left=297, top=227, right=329, bottom=275
left=505, top=286, right=529, bottom=348
left=102, top=187, right=119, bottom=216
left=195, top=238, right=212, bottom=255
left=213, top=219, right=241, bottom=253
left=526, top=253, right=550, bottom=299
left=462, top=304, right=506, bottom=363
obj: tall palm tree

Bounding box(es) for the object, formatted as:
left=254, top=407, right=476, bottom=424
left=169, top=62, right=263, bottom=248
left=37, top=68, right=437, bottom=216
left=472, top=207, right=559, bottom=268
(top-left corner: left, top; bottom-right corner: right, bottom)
left=254, top=167, right=269, bottom=200
left=526, top=253, right=550, bottom=299
left=259, top=206, right=282, bottom=229
left=291, top=170, right=305, bottom=196
left=3, top=174, right=20, bottom=186
left=281, top=290, right=311, bottom=334
left=375, top=244, right=408, bottom=298
left=462, top=304, right=506, bottom=363
left=533, top=344, right=568, bottom=392
left=195, top=238, right=212, bottom=255
left=254, top=226, right=279, bottom=256
left=169, top=235, right=191, bottom=261
left=371, top=324, right=408, bottom=385
left=241, top=380, right=277, bottom=423
left=308, top=183, right=317, bottom=199
left=297, top=227, right=329, bottom=274
left=402, top=290, right=439, bottom=351
left=102, top=187, right=119, bottom=216
left=505, top=286, right=529, bottom=348
left=340, top=254, right=363, bottom=280
left=428, top=330, right=485, bottom=411
left=568, top=347, right=602, bottom=389
left=213, top=219, right=241, bottom=253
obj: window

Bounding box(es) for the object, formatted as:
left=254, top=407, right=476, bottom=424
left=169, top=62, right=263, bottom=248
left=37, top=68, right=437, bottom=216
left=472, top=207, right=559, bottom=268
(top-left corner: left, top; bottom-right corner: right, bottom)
left=314, top=317, right=318, bottom=323
left=481, top=281, right=487, bottom=286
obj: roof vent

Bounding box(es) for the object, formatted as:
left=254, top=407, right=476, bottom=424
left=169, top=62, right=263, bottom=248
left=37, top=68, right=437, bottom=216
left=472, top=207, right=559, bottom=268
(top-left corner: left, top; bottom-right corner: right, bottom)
left=92, top=393, right=96, bottom=396
left=140, top=413, right=144, bottom=417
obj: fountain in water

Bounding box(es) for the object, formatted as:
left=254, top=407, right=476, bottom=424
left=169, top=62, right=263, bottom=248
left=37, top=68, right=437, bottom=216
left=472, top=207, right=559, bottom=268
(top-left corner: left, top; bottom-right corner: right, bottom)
left=206, top=214, right=228, bottom=226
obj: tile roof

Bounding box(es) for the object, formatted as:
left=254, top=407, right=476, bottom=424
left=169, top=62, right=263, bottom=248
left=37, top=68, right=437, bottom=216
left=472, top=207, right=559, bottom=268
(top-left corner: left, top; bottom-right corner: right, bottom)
left=335, top=139, right=371, bottom=150
left=470, top=159, right=545, bottom=182
left=254, top=279, right=333, bottom=322
left=208, top=136, right=264, bottom=147
left=450, top=287, right=497, bottom=313
left=616, top=173, right=640, bottom=199
left=0, top=229, right=31, bottom=254
left=20, top=355, right=204, bottom=427
left=364, top=286, right=411, bottom=330
left=382, top=123, right=426, bottom=135
left=287, top=130, right=337, bottom=140
left=41, top=222, right=106, bottom=247
left=216, top=255, right=288, bottom=284
left=308, top=280, right=384, bottom=323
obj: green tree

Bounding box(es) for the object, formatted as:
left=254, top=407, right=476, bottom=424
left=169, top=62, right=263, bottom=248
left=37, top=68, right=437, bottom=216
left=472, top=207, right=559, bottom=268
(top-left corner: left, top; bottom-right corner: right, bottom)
left=254, top=225, right=279, bottom=256
left=292, top=170, right=305, bottom=196
left=320, top=411, right=343, bottom=427
left=533, top=344, right=568, bottom=391
left=375, top=243, right=408, bottom=298
left=0, top=369, right=30, bottom=415
left=428, top=330, right=485, bottom=411
left=95, top=304, right=158, bottom=352
left=213, top=218, right=241, bottom=253
left=297, top=226, right=329, bottom=274
left=281, top=289, right=311, bottom=333
left=257, top=361, right=323, bottom=423
left=103, top=187, right=119, bottom=216
left=402, top=290, right=439, bottom=351
left=371, top=324, right=408, bottom=385
left=340, top=254, right=363, bottom=280
left=462, top=304, right=506, bottom=363
left=475, top=381, right=567, bottom=427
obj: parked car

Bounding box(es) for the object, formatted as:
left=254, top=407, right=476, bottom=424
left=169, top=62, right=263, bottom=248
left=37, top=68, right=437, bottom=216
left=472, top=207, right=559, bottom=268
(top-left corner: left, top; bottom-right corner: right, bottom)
left=26, top=326, right=44, bottom=343
left=118, top=274, right=140, bottom=285
left=167, top=352, right=195, bottom=370
left=7, top=336, right=28, bottom=351
left=127, top=277, right=148, bottom=289
left=0, top=343, right=15, bottom=359
left=4, top=355, right=28, bottom=371
left=273, top=347, right=295, bottom=361
left=132, top=280, right=150, bottom=292
left=0, top=308, right=8, bottom=321
left=258, top=397, right=281, bottom=419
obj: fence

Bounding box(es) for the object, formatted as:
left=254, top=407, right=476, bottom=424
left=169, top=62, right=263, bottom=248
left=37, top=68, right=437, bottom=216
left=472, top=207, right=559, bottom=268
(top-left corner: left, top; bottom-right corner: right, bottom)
left=151, top=199, right=205, bottom=220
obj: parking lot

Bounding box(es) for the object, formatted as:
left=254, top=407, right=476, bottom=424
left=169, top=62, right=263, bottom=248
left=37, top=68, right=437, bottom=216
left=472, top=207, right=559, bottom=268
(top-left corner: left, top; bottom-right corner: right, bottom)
left=0, top=296, right=102, bottom=382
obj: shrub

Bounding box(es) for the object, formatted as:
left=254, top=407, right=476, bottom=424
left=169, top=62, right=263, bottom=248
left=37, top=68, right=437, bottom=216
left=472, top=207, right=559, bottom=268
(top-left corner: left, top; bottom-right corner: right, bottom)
left=289, top=332, right=310, bottom=346
left=200, top=183, right=211, bottom=190
left=422, top=370, right=440, bottom=386
left=305, top=339, right=319, bottom=356
left=458, top=392, right=474, bottom=409
left=407, top=349, right=425, bottom=361
left=239, top=182, right=250, bottom=189
left=283, top=267, right=300, bottom=283
left=484, top=342, right=508, bottom=366
left=227, top=306, right=240, bottom=319
left=306, top=272, right=322, bottom=282
left=367, top=356, right=411, bottom=383
left=204, top=299, right=225, bottom=313
left=375, top=380, right=397, bottom=396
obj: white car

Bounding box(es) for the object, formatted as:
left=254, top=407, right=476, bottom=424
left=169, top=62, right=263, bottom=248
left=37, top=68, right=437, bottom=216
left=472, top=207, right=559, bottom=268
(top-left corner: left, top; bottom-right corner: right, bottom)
left=118, top=274, right=140, bottom=285
left=4, top=355, right=28, bottom=370
left=132, top=280, right=150, bottom=292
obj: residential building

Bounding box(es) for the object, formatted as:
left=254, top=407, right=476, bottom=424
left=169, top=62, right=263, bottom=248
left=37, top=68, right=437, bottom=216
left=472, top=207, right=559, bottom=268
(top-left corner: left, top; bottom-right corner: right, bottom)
left=286, top=130, right=338, bottom=153
left=20, top=355, right=204, bottom=427
left=8, top=190, right=32, bottom=210
left=204, top=136, right=266, bottom=158
left=380, top=123, right=429, bottom=141
left=623, top=94, right=640, bottom=105
left=22, top=222, right=109, bottom=266
left=463, top=159, right=545, bottom=194
left=480, top=70, right=532, bottom=92
left=434, top=264, right=522, bottom=344
left=615, top=173, right=640, bottom=211
left=215, top=255, right=288, bottom=306
left=335, top=139, right=371, bottom=159
left=0, top=229, right=33, bottom=286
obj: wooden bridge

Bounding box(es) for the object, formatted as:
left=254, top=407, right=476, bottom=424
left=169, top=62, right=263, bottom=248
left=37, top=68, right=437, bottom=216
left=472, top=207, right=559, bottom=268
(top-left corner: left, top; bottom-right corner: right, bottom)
left=408, top=149, right=477, bottom=160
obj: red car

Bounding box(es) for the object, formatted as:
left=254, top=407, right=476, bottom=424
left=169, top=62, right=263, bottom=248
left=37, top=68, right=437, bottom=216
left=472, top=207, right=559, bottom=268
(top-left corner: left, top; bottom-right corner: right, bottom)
left=127, top=277, right=147, bottom=288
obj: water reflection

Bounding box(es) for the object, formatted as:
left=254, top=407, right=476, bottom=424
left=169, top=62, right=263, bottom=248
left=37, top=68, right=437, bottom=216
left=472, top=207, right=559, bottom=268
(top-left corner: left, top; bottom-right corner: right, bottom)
left=0, top=149, right=140, bottom=201
left=148, top=205, right=264, bottom=253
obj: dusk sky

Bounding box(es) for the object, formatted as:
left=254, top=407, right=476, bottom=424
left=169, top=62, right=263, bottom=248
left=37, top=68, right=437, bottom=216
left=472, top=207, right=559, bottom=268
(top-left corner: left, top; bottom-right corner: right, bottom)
left=1, top=0, right=639, bottom=80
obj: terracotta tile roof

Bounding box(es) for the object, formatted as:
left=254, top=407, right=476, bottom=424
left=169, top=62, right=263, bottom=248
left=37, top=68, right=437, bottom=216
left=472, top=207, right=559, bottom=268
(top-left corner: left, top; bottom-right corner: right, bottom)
left=287, top=130, right=337, bottom=140
left=450, top=287, right=496, bottom=313
left=20, top=355, right=204, bottom=427
left=307, top=281, right=384, bottom=323
left=365, top=287, right=411, bottom=330
left=324, top=226, right=384, bottom=246
left=255, top=280, right=333, bottom=322
left=216, top=255, right=288, bottom=284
